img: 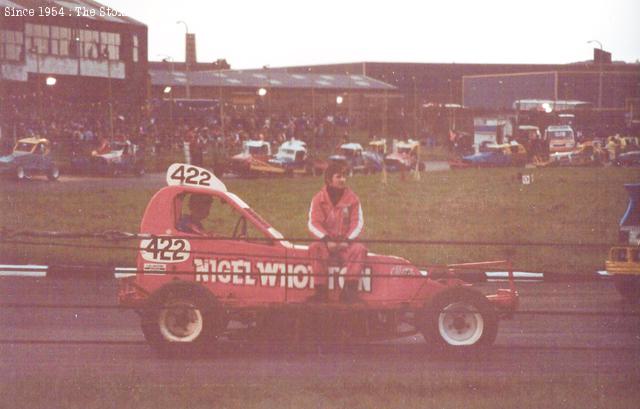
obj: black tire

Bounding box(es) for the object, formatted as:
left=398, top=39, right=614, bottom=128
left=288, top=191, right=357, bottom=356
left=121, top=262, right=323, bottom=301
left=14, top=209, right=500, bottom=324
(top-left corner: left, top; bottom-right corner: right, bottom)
left=140, top=284, right=225, bottom=354
left=614, top=275, right=640, bottom=303
left=15, top=166, right=26, bottom=181
left=419, top=288, right=498, bottom=350
left=47, top=166, right=60, bottom=181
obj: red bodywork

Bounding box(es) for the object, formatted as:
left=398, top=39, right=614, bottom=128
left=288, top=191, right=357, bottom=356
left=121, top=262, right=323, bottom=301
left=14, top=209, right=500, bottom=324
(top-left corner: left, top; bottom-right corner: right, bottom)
left=119, top=184, right=518, bottom=315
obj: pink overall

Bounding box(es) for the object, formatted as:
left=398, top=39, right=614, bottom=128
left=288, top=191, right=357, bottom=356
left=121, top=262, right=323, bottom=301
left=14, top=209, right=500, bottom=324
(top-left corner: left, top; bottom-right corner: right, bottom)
left=307, top=186, right=367, bottom=286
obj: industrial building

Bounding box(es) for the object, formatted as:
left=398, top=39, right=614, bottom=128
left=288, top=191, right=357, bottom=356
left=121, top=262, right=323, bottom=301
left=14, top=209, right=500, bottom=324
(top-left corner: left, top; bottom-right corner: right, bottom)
left=0, top=0, right=148, bottom=126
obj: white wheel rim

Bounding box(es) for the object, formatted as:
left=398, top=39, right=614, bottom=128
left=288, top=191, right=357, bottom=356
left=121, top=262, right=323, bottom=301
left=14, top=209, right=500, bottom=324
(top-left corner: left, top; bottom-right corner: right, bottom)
left=51, top=168, right=59, bottom=178
left=17, top=168, right=24, bottom=179
left=438, top=302, right=484, bottom=346
left=158, top=300, right=203, bottom=342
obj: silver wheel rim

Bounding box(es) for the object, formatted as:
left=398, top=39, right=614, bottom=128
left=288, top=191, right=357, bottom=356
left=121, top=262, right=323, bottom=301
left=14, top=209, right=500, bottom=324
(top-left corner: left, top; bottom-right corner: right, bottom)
left=158, top=300, right=203, bottom=342
left=51, top=168, right=59, bottom=179
left=438, top=302, right=484, bottom=346
left=16, top=167, right=24, bottom=179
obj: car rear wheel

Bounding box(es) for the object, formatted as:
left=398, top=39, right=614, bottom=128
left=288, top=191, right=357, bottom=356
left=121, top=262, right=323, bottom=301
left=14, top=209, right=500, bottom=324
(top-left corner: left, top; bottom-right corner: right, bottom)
left=15, top=166, right=26, bottom=181
left=419, top=288, right=497, bottom=350
left=141, top=285, right=225, bottom=354
left=47, top=166, right=60, bottom=181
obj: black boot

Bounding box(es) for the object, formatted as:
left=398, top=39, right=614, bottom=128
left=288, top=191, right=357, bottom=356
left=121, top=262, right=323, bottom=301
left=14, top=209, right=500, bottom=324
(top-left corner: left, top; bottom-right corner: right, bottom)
left=307, top=284, right=329, bottom=303
left=339, top=281, right=361, bottom=304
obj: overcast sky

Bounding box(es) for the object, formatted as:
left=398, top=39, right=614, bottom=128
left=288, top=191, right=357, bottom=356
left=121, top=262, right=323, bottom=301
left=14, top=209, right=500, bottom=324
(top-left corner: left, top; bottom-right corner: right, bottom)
left=103, top=0, right=640, bottom=69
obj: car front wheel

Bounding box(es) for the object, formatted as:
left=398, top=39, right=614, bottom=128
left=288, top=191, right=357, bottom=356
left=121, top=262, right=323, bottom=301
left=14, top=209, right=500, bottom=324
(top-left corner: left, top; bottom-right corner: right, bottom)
left=47, top=166, right=60, bottom=181
left=141, top=285, right=225, bottom=354
left=15, top=166, right=26, bottom=181
left=419, top=288, right=498, bottom=350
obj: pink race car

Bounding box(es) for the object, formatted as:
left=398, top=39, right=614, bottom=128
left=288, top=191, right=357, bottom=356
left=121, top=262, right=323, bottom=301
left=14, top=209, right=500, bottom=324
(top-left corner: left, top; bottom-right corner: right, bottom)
left=119, top=164, right=518, bottom=352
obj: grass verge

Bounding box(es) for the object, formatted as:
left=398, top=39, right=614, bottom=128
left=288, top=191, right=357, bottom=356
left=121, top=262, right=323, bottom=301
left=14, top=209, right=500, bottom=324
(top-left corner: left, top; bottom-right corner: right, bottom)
left=0, top=167, right=636, bottom=274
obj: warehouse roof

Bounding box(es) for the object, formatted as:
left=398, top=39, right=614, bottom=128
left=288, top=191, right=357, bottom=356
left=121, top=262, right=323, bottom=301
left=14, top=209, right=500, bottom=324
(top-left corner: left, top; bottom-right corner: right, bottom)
left=150, top=68, right=396, bottom=91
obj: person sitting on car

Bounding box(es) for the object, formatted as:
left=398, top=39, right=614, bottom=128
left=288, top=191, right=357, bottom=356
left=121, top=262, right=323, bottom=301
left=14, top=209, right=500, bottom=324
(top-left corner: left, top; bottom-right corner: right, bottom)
left=307, top=162, right=367, bottom=303
left=177, top=194, right=213, bottom=236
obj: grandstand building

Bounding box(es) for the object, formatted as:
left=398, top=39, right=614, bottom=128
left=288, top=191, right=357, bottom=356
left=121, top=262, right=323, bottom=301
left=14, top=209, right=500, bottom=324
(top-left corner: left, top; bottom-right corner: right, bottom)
left=0, top=0, right=147, bottom=118
left=148, top=66, right=399, bottom=134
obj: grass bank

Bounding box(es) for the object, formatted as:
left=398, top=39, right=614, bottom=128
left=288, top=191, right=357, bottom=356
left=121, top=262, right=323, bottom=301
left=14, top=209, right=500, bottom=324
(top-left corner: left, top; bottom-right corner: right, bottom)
left=0, top=167, right=635, bottom=273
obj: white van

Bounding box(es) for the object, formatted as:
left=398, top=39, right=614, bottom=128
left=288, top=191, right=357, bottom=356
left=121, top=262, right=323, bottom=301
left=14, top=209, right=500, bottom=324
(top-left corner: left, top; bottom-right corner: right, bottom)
left=545, top=125, right=576, bottom=153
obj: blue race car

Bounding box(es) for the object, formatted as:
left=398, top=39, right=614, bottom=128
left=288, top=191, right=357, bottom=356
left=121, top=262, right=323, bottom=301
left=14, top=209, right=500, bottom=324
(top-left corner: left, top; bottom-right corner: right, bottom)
left=451, top=142, right=528, bottom=168
left=0, top=137, right=60, bottom=181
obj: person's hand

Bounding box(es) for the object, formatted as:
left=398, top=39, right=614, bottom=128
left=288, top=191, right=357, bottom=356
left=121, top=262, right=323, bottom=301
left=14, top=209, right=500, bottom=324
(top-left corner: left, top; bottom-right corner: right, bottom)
left=326, top=240, right=348, bottom=252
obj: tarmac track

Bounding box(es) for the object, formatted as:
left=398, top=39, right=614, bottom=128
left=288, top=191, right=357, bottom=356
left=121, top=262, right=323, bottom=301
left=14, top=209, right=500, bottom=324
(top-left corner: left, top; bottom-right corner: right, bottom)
left=0, top=277, right=638, bottom=383
left=1, top=167, right=639, bottom=383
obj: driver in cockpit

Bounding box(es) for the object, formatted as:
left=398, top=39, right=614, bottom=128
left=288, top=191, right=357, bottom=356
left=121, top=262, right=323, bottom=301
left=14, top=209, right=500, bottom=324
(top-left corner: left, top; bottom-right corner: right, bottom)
left=177, top=194, right=213, bottom=236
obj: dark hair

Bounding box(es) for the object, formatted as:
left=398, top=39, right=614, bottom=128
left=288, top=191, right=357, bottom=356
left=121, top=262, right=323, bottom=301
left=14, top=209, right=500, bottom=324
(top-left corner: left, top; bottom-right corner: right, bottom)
left=189, top=194, right=212, bottom=209
left=324, top=162, right=346, bottom=184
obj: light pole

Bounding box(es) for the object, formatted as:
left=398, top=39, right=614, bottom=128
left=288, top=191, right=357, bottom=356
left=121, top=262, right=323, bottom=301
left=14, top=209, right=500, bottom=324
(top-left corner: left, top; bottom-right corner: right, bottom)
left=587, top=40, right=604, bottom=109
left=103, top=43, right=114, bottom=141
left=177, top=21, right=191, bottom=99
left=158, top=55, right=175, bottom=131
left=216, top=71, right=224, bottom=139
left=347, top=71, right=353, bottom=137
left=412, top=76, right=418, bottom=138
left=163, top=86, right=173, bottom=129
left=29, top=45, right=42, bottom=117
left=263, top=65, right=272, bottom=127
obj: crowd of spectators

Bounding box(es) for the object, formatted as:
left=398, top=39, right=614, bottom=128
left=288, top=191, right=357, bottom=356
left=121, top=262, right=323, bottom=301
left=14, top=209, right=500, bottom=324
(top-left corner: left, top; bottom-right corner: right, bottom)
left=0, top=93, right=354, bottom=159
left=3, top=93, right=637, bottom=168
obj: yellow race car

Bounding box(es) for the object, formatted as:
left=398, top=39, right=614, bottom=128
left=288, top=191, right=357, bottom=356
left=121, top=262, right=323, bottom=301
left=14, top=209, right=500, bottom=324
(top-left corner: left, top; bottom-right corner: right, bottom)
left=605, top=183, right=640, bottom=302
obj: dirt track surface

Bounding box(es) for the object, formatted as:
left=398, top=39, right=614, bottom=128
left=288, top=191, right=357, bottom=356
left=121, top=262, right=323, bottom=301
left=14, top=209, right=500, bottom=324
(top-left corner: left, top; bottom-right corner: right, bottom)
left=1, top=277, right=638, bottom=382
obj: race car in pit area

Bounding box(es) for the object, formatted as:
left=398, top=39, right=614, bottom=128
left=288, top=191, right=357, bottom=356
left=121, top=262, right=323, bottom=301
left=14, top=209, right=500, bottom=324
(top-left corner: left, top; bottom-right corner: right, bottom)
left=384, top=139, right=424, bottom=171
left=449, top=142, right=528, bottom=169
left=614, top=150, right=640, bottom=167
left=71, top=140, right=145, bottom=177
left=0, top=137, right=60, bottom=181
left=245, top=139, right=325, bottom=176
left=540, top=140, right=605, bottom=167
left=367, top=138, right=387, bottom=157
left=605, top=183, right=640, bottom=302
left=118, top=163, right=519, bottom=353
left=327, top=142, right=384, bottom=174
left=229, top=140, right=272, bottom=177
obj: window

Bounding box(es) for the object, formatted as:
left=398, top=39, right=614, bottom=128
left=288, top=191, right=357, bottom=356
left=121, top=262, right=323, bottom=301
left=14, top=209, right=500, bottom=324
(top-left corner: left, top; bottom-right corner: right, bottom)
left=177, top=193, right=269, bottom=241
left=50, top=26, right=71, bottom=56
left=91, top=31, right=120, bottom=60
left=80, top=29, right=99, bottom=59
left=132, top=34, right=139, bottom=62
left=0, top=30, right=24, bottom=61
left=25, top=23, right=50, bottom=54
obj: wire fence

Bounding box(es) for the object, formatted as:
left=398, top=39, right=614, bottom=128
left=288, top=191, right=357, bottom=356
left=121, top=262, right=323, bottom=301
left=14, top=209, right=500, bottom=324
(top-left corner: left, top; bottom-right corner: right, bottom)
left=1, top=227, right=637, bottom=348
